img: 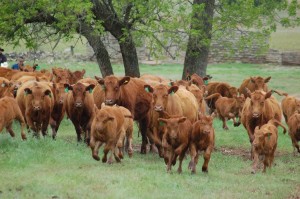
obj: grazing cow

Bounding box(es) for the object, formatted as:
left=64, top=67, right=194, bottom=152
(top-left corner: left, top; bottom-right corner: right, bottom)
left=90, top=105, right=130, bottom=163
left=239, top=76, right=271, bottom=98
left=205, top=93, right=245, bottom=130
left=0, top=77, right=14, bottom=98
left=287, top=111, right=300, bottom=154
left=0, top=97, right=26, bottom=140
left=281, top=94, right=300, bottom=123
left=16, top=81, right=54, bottom=137
left=49, top=83, right=69, bottom=139
left=65, top=82, right=95, bottom=143
left=158, top=116, right=192, bottom=173
left=206, top=82, right=238, bottom=113
left=241, top=89, right=282, bottom=144
left=188, top=113, right=215, bottom=174
left=251, top=119, right=287, bottom=174
left=96, top=75, right=152, bottom=154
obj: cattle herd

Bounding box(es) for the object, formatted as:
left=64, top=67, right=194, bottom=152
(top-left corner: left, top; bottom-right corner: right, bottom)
left=0, top=66, right=299, bottom=175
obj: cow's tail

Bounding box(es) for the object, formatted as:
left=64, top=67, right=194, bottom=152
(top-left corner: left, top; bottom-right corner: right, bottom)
left=270, top=119, right=287, bottom=134
left=271, top=90, right=288, bottom=97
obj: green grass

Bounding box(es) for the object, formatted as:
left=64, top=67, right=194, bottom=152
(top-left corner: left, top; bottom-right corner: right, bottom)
left=270, top=27, right=300, bottom=51
left=0, top=63, right=300, bottom=199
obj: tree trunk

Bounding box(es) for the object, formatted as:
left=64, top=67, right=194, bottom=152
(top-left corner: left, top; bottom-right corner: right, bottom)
left=118, top=34, right=140, bottom=77
left=182, top=0, right=215, bottom=79
left=79, top=22, right=113, bottom=78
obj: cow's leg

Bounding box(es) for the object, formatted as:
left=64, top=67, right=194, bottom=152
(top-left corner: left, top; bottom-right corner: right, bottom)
left=177, top=148, right=187, bottom=174
left=202, top=147, right=212, bottom=173
left=113, top=146, right=121, bottom=163
left=15, top=106, right=27, bottom=140
left=74, top=124, right=82, bottom=142
left=262, top=155, right=269, bottom=173
left=90, top=140, right=102, bottom=161
left=117, top=130, right=126, bottom=159
left=6, top=122, right=15, bottom=138
left=50, top=117, right=57, bottom=139
left=167, top=148, right=174, bottom=173
left=221, top=116, right=229, bottom=130
left=102, top=144, right=110, bottom=163
left=251, top=152, right=259, bottom=174
left=126, top=130, right=133, bottom=158
left=188, top=143, right=197, bottom=174
left=139, top=118, right=148, bottom=154
left=290, top=134, right=300, bottom=155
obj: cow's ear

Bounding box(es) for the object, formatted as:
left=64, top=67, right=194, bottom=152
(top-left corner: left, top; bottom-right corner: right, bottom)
left=250, top=77, right=255, bottom=83
left=264, top=76, right=271, bottom=83
left=24, top=88, right=32, bottom=95
left=178, top=117, right=186, bottom=123
left=263, top=131, right=272, bottom=137
left=64, top=83, right=72, bottom=91
left=81, top=69, right=86, bottom=75
left=119, top=76, right=130, bottom=86
left=265, top=90, right=273, bottom=99
left=86, top=84, right=95, bottom=93
left=144, top=85, right=154, bottom=93
left=95, top=76, right=104, bottom=85
left=93, top=104, right=98, bottom=113
left=168, top=86, right=178, bottom=95
left=44, top=89, right=52, bottom=97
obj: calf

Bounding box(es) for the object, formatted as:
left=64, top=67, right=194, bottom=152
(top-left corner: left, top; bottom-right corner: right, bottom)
left=287, top=111, right=300, bottom=154
left=0, top=97, right=26, bottom=140
left=188, top=113, right=215, bottom=174
left=281, top=93, right=300, bottom=123
left=90, top=105, right=128, bottom=163
left=158, top=116, right=192, bottom=173
left=205, top=93, right=245, bottom=130
left=239, top=76, right=271, bottom=98
left=65, top=82, right=95, bottom=143
left=241, top=89, right=282, bottom=144
left=252, top=119, right=287, bottom=174
left=0, top=77, right=14, bottom=98
left=16, top=81, right=54, bottom=137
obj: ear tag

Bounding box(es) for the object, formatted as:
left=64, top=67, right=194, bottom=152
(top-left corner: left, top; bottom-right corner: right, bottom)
left=64, top=87, right=69, bottom=93
left=268, top=133, right=271, bottom=140
left=145, top=87, right=150, bottom=93
left=36, top=65, right=40, bottom=70
left=1, top=83, right=5, bottom=87
left=24, top=91, right=28, bottom=96
left=159, top=121, right=164, bottom=126
left=101, top=85, right=106, bottom=90
left=204, top=80, right=208, bottom=85
left=48, top=93, right=52, bottom=98
left=89, top=88, right=93, bottom=94
left=170, top=91, right=174, bottom=95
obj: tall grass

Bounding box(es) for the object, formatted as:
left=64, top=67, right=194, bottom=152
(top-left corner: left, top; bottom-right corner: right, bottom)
left=0, top=63, right=300, bottom=199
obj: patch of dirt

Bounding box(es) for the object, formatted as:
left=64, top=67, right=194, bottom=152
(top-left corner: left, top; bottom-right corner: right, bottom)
left=215, top=146, right=251, bottom=161
left=288, top=185, right=300, bottom=199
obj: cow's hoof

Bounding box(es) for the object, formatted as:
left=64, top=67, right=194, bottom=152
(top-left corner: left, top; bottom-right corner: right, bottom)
left=92, top=154, right=100, bottom=161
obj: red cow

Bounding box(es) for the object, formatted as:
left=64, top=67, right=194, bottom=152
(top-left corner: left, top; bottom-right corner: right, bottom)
left=239, top=76, right=271, bottom=98
left=96, top=75, right=152, bottom=154
left=281, top=94, right=300, bottom=123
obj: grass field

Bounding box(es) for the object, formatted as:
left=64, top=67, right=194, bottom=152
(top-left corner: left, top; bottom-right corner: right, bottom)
left=0, top=63, right=300, bottom=199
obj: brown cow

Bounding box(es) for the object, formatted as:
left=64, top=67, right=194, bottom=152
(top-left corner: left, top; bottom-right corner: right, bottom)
left=96, top=75, right=152, bottom=154
left=205, top=93, right=245, bottom=130
left=65, top=82, right=95, bottom=143
left=0, top=97, right=26, bottom=140
left=90, top=105, right=128, bottom=163
left=158, top=116, right=192, bottom=173
left=188, top=113, right=215, bottom=174
left=49, top=83, right=69, bottom=139
left=52, top=68, right=71, bottom=84
left=251, top=119, right=287, bottom=174
left=68, top=69, right=85, bottom=84
left=241, top=89, right=282, bottom=144
left=187, top=84, right=207, bottom=114
left=206, top=81, right=238, bottom=113
left=239, top=76, right=271, bottom=98
left=10, top=71, right=53, bottom=82
left=186, top=73, right=211, bottom=88
left=16, top=81, right=54, bottom=137
left=281, top=94, right=300, bottom=123
left=287, top=111, right=300, bottom=154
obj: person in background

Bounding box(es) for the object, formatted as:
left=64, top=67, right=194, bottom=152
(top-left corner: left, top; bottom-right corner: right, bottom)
left=0, top=48, right=7, bottom=65
left=11, top=56, right=25, bottom=70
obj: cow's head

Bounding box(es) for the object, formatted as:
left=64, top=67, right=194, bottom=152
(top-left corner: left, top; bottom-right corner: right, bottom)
left=96, top=75, right=130, bottom=105
left=69, top=69, right=85, bottom=84
left=53, top=83, right=69, bottom=105
left=158, top=117, right=186, bottom=139
left=94, top=107, right=115, bottom=130
left=24, top=86, right=52, bottom=111
left=229, top=86, right=239, bottom=98
left=144, top=84, right=178, bottom=112
left=52, top=68, right=71, bottom=84
left=250, top=76, right=271, bottom=92
left=198, top=113, right=215, bottom=135
left=0, top=78, right=14, bottom=97
left=248, top=90, right=273, bottom=118
left=253, top=126, right=272, bottom=148
left=295, top=99, right=300, bottom=113
left=187, top=85, right=205, bottom=106
left=65, top=82, right=95, bottom=108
